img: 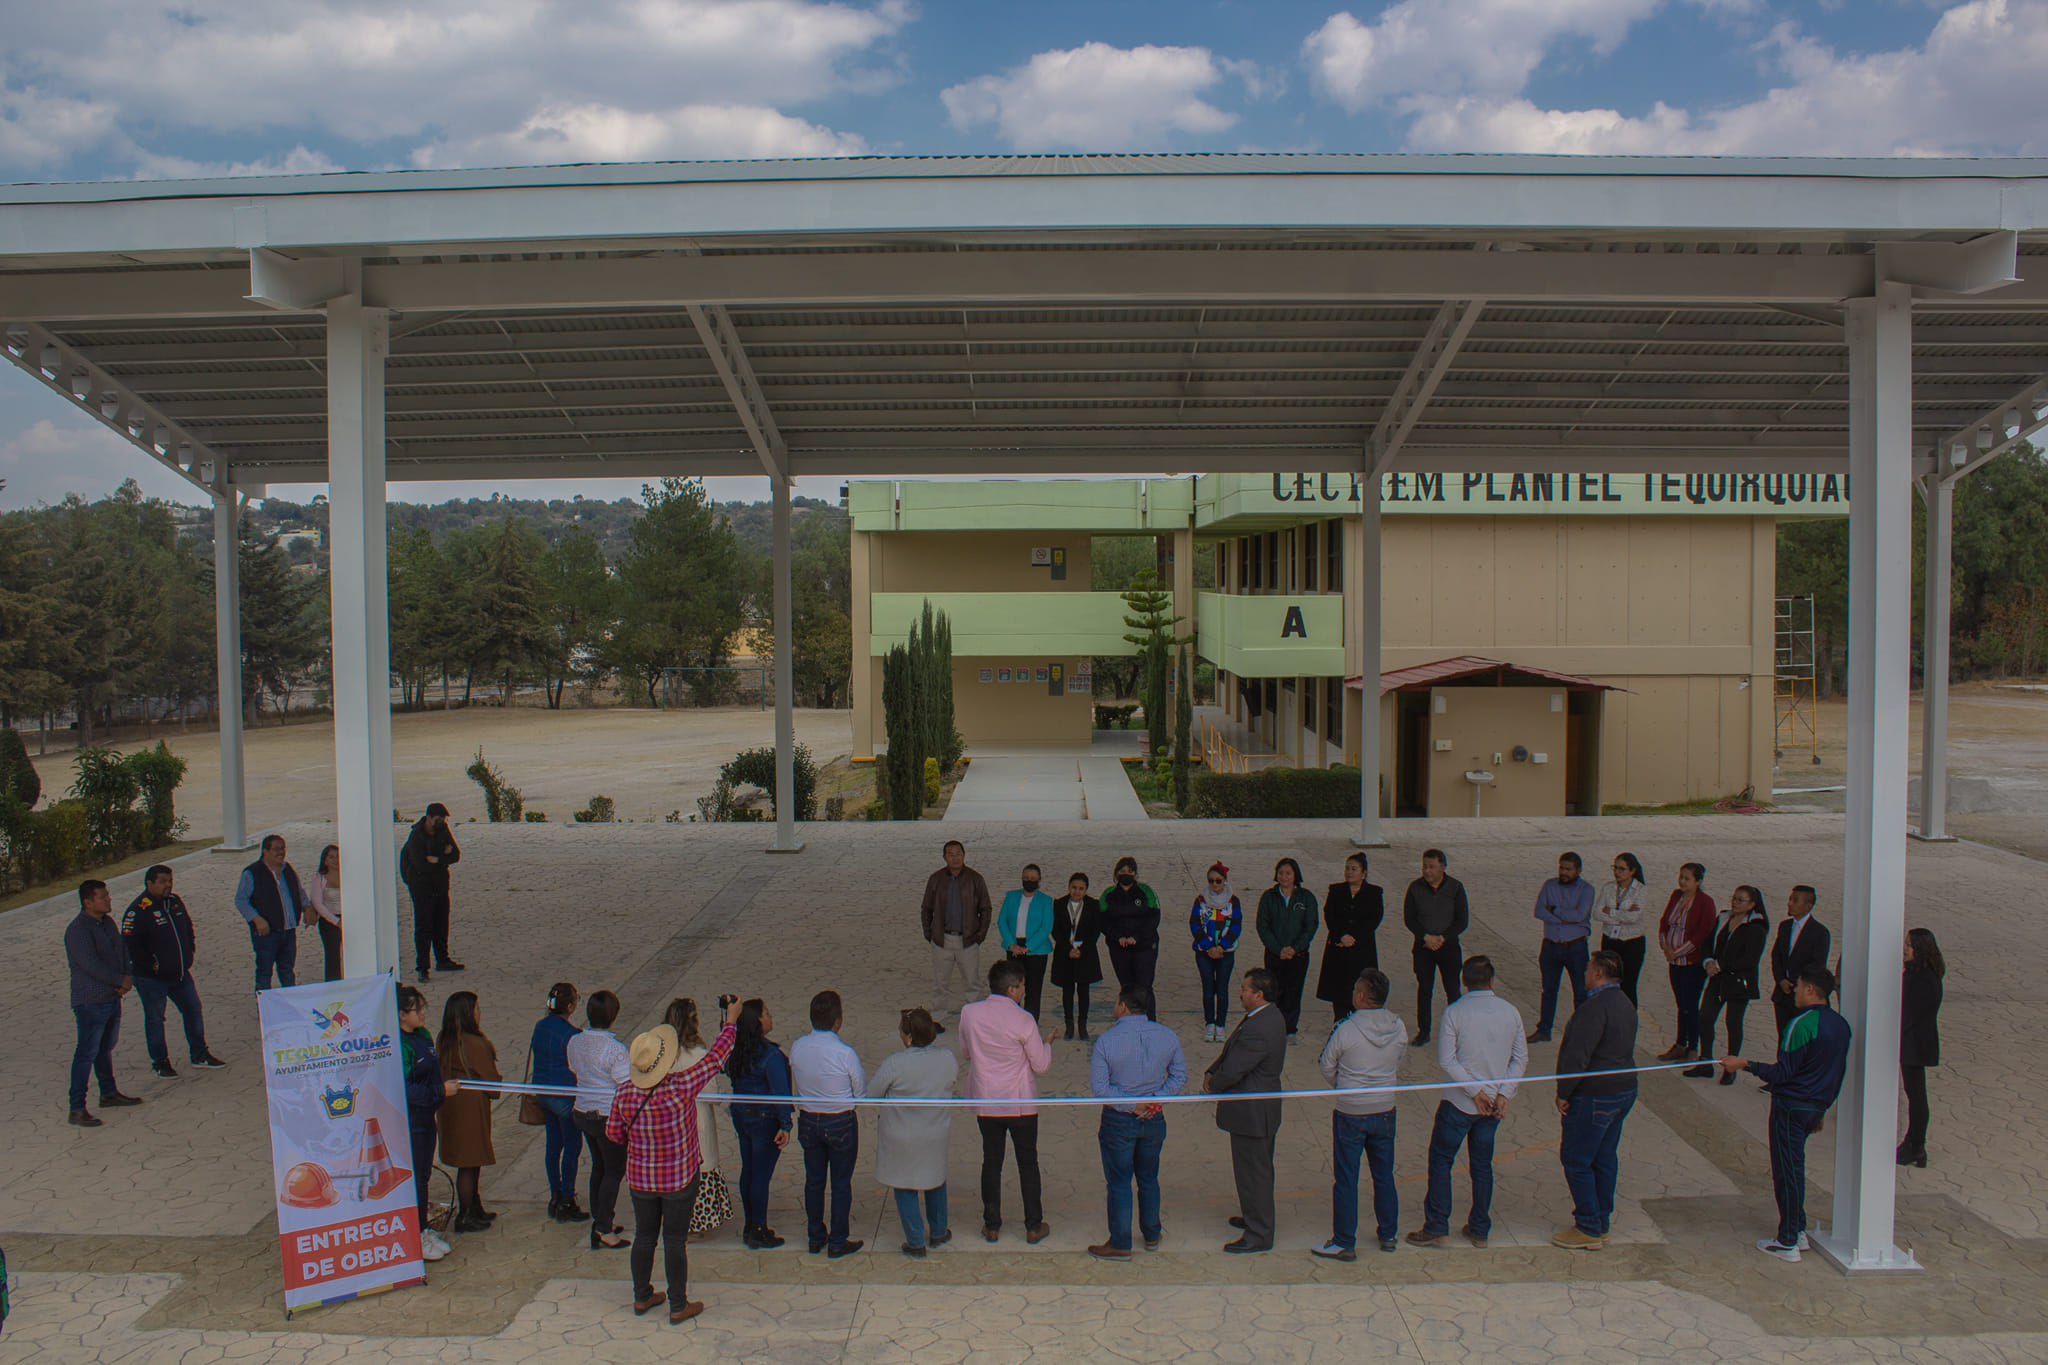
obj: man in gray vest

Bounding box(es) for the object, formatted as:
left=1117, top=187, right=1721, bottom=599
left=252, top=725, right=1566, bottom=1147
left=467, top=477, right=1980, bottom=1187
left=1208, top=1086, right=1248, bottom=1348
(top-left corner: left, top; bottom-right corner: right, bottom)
left=234, top=834, right=309, bottom=991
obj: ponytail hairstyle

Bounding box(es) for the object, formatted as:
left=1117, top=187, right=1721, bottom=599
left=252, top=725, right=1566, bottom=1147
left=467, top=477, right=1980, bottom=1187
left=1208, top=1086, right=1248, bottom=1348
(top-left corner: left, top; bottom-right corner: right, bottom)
left=546, top=982, right=579, bottom=1017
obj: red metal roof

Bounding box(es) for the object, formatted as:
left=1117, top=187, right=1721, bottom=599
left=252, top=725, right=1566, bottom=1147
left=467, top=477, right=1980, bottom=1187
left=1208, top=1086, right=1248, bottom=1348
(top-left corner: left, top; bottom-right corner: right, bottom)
left=1346, top=656, right=1619, bottom=694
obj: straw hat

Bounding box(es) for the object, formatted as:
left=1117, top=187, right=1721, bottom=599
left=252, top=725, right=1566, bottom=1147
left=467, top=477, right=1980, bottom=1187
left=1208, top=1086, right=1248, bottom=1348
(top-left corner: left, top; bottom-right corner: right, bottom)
left=628, top=1024, right=682, bottom=1089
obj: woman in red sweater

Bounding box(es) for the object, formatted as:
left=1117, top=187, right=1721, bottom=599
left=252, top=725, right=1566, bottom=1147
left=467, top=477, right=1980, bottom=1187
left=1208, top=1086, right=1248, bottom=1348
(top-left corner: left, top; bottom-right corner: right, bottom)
left=1655, top=862, right=1718, bottom=1063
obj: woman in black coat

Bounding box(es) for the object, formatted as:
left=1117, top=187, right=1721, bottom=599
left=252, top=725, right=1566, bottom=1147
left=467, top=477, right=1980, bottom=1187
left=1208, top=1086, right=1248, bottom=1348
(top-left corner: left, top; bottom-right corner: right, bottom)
left=1315, top=852, right=1384, bottom=1021
left=1686, top=884, right=1768, bottom=1085
left=1050, top=872, right=1105, bottom=1041
left=1898, top=926, right=1945, bottom=1167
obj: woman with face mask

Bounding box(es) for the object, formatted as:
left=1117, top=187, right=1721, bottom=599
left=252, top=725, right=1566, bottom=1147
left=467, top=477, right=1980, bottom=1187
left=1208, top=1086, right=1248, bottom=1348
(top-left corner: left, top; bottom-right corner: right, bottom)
left=1100, top=857, right=1161, bottom=1021
left=996, top=864, right=1055, bottom=1021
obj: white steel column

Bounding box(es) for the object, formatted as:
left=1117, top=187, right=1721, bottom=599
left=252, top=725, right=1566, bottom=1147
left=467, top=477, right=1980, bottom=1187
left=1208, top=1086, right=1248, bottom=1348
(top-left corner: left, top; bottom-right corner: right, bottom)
left=1915, top=468, right=1956, bottom=841
left=211, top=492, right=247, bottom=850
left=1354, top=473, right=1385, bottom=846
left=326, top=283, right=401, bottom=978
left=768, top=478, right=802, bottom=853
left=1816, top=281, right=1918, bottom=1273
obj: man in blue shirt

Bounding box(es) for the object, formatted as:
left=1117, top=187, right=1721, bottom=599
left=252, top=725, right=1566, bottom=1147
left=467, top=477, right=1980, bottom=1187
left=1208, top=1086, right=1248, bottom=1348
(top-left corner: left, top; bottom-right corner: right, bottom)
left=233, top=834, right=308, bottom=992
left=1529, top=852, right=1596, bottom=1043
left=1722, top=965, right=1852, bottom=1263
left=1087, top=984, right=1187, bottom=1257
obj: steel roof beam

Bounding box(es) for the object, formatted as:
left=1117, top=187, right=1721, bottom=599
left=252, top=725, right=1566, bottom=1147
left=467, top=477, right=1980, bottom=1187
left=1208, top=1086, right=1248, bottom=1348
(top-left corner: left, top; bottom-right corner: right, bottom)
left=685, top=300, right=788, bottom=485
left=1934, top=373, right=2048, bottom=481
left=1369, top=299, right=1486, bottom=474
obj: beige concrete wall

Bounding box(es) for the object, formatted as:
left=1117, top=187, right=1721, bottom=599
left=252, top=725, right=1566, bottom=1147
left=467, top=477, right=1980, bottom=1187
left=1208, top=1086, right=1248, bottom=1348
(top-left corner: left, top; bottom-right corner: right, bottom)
left=1425, top=687, right=1569, bottom=818
left=951, top=659, right=1094, bottom=746
left=872, top=531, right=1095, bottom=594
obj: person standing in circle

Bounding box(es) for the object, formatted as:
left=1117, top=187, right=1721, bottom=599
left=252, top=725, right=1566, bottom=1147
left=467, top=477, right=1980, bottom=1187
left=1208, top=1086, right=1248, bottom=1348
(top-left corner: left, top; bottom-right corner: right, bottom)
left=1101, top=857, right=1162, bottom=1020
left=726, top=998, right=795, bottom=1249
left=234, top=834, right=306, bottom=992
left=120, top=865, right=227, bottom=1077
left=1189, top=862, right=1243, bottom=1043
left=1257, top=858, right=1318, bottom=1037
left=1686, top=885, right=1768, bottom=1084
left=436, top=990, right=500, bottom=1233
left=1655, top=863, right=1717, bottom=1064
left=566, top=990, right=634, bottom=1250
left=1898, top=927, right=1945, bottom=1167
left=1316, top=854, right=1382, bottom=1025
left=531, top=983, right=587, bottom=1224
left=1051, top=874, right=1104, bottom=1042
left=869, top=1007, right=959, bottom=1258
left=919, top=840, right=992, bottom=1018
left=305, top=845, right=343, bottom=983
left=996, top=864, right=1055, bottom=1021
left=1594, top=853, right=1650, bottom=1006
left=1402, top=849, right=1469, bottom=1047
left=402, top=803, right=463, bottom=984
left=665, top=998, right=734, bottom=1243
left=396, top=984, right=451, bottom=1262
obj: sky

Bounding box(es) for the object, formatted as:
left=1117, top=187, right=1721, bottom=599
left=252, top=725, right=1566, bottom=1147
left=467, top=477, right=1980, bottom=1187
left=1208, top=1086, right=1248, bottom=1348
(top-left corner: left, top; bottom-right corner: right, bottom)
left=3, top=0, right=2045, bottom=511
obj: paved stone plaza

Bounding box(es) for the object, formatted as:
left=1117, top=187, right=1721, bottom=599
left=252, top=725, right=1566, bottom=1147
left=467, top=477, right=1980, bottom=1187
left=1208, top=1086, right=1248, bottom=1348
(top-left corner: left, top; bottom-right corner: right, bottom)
left=5, top=814, right=2046, bottom=1362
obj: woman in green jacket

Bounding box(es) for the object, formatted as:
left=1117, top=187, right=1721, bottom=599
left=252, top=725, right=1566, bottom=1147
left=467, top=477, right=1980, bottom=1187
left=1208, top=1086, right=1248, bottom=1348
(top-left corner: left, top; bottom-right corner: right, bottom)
left=1257, top=858, right=1319, bottom=1035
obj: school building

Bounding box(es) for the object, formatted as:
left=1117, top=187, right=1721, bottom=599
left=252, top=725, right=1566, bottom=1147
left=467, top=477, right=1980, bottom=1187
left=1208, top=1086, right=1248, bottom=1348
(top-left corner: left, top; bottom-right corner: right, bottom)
left=848, top=473, right=1847, bottom=814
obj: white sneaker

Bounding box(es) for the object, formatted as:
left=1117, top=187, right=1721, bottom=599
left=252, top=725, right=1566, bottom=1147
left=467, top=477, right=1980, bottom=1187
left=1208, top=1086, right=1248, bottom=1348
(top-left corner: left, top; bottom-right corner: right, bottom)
left=1796, top=1232, right=1810, bottom=1251
left=421, top=1228, right=451, bottom=1261
left=1755, top=1237, right=1801, bottom=1263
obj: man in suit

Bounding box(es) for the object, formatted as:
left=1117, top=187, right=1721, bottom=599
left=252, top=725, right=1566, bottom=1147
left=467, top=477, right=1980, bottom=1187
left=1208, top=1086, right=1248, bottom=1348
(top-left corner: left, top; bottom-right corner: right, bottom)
left=1769, top=886, right=1831, bottom=1038
left=1204, top=967, right=1287, bottom=1253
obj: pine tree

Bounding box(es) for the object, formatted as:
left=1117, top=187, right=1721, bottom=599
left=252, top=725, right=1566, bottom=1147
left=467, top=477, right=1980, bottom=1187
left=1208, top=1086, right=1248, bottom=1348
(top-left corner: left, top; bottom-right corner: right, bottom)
left=1121, top=569, right=1185, bottom=759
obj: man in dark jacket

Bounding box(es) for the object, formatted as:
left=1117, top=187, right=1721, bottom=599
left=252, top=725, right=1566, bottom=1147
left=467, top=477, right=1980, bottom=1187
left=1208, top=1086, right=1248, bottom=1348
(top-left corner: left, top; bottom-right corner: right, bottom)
left=234, top=834, right=308, bottom=991
left=401, top=803, right=463, bottom=982
left=1723, top=965, right=1852, bottom=1262
left=1768, top=886, right=1831, bottom=1037
left=1402, top=849, right=1470, bottom=1046
left=1550, top=950, right=1638, bottom=1248
left=65, top=879, right=141, bottom=1126
left=920, top=839, right=992, bottom=1016
left=121, top=865, right=227, bottom=1077
left=1205, top=967, right=1287, bottom=1253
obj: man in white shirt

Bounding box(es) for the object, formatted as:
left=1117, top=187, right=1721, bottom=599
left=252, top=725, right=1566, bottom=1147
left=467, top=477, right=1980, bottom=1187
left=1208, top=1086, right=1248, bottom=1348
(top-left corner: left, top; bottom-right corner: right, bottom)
left=1408, top=956, right=1526, bottom=1249
left=788, top=990, right=866, bottom=1257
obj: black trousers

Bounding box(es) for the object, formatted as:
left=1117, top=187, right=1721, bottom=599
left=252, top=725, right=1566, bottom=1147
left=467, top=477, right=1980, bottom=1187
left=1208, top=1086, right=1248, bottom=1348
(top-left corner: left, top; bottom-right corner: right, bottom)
left=1264, top=950, right=1311, bottom=1034
left=410, top=889, right=452, bottom=971
left=1902, top=1064, right=1932, bottom=1154
left=1772, top=987, right=1799, bottom=1040
left=1698, top=991, right=1749, bottom=1059
left=1107, top=945, right=1159, bottom=1019
left=1014, top=953, right=1049, bottom=1020
left=1060, top=983, right=1092, bottom=1030
left=629, top=1175, right=700, bottom=1302
left=1412, top=937, right=1462, bottom=1036
left=1228, top=1131, right=1277, bottom=1247
left=977, top=1114, right=1043, bottom=1231
left=573, top=1108, right=629, bottom=1235
left=317, top=917, right=343, bottom=982
left=1602, top=935, right=1647, bottom=1006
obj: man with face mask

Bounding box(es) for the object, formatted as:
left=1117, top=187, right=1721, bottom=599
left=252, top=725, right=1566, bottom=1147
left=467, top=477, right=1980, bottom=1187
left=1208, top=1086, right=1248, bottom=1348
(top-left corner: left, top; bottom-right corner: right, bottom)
left=996, top=864, right=1055, bottom=1021
left=1101, top=858, right=1162, bottom=1022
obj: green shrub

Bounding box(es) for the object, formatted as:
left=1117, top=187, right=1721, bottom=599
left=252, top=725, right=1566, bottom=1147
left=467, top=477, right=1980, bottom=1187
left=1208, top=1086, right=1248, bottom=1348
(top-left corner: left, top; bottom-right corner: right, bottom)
left=0, top=728, right=40, bottom=807
left=862, top=798, right=888, bottom=821
left=573, top=795, right=616, bottom=824
left=1187, top=765, right=1363, bottom=819
left=720, top=745, right=818, bottom=822
left=524, top=811, right=548, bottom=823
left=124, top=742, right=188, bottom=844
left=1093, top=704, right=1139, bottom=731
left=70, top=747, right=141, bottom=856
left=22, top=800, right=91, bottom=882
left=922, top=756, right=942, bottom=805
left=465, top=748, right=525, bottom=822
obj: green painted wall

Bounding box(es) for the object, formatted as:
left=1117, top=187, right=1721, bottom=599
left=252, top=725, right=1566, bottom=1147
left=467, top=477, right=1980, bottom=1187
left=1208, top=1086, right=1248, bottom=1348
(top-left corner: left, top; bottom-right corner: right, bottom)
left=1195, top=590, right=1345, bottom=677
left=849, top=478, right=1193, bottom=533
left=870, top=591, right=1138, bottom=656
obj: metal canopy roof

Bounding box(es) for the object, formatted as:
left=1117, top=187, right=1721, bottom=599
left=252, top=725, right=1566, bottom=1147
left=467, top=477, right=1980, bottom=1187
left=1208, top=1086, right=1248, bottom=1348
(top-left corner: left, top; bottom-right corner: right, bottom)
left=1351, top=656, right=1621, bottom=694
left=2, top=154, right=2047, bottom=496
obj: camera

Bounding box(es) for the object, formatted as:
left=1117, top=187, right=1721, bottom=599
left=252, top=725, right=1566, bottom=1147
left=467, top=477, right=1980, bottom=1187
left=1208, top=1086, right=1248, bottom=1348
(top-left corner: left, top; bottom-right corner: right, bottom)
left=717, top=994, right=737, bottom=1010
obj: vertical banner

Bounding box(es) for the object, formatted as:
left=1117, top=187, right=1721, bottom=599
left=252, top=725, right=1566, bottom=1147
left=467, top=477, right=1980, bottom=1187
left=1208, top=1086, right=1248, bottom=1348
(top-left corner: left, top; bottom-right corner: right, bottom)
left=258, top=974, right=423, bottom=1311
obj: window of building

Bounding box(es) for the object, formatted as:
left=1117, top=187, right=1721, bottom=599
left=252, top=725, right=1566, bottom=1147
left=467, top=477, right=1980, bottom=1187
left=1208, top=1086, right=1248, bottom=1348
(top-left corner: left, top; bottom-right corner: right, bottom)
left=1303, top=523, right=1318, bottom=592
left=1325, top=675, right=1344, bottom=744
left=1248, top=535, right=1261, bottom=590
left=1282, top=675, right=1296, bottom=694
left=1266, top=533, right=1280, bottom=591
left=1303, top=678, right=1318, bottom=735
left=1326, top=518, right=1342, bottom=590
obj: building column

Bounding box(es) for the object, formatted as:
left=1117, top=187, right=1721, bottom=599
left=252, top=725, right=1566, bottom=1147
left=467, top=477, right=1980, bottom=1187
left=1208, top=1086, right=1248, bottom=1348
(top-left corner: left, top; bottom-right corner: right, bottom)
left=1816, top=281, right=1917, bottom=1272
left=1914, top=469, right=1956, bottom=841
left=1354, top=474, right=1385, bottom=845
left=326, top=284, right=400, bottom=979
left=768, top=477, right=802, bottom=853
left=211, top=492, right=248, bottom=850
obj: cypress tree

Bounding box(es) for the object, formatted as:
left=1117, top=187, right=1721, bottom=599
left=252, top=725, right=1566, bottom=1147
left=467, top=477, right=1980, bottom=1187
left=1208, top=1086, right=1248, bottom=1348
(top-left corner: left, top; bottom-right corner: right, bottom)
left=1173, top=643, right=1193, bottom=813
left=882, top=643, right=923, bottom=819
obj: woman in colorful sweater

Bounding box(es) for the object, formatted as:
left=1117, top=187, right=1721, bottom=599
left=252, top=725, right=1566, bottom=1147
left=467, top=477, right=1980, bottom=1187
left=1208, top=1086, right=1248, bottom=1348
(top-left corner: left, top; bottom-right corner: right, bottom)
left=1188, top=861, right=1243, bottom=1043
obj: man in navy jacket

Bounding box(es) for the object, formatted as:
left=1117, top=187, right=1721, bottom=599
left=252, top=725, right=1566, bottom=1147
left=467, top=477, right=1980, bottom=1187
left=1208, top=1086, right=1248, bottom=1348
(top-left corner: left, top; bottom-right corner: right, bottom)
left=1723, top=965, right=1851, bottom=1262
left=122, top=865, right=227, bottom=1076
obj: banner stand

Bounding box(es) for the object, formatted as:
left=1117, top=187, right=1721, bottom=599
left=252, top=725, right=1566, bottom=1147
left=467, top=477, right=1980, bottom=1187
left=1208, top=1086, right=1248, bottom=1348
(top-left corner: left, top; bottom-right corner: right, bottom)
left=258, top=970, right=426, bottom=1315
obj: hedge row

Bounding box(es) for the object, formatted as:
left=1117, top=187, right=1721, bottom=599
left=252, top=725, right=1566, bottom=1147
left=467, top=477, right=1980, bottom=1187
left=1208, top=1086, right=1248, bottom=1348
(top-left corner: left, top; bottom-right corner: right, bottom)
left=1186, top=764, right=1363, bottom=819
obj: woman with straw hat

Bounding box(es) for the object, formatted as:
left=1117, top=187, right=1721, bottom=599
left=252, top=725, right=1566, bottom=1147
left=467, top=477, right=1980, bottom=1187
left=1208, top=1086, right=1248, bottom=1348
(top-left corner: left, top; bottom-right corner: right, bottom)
left=607, top=995, right=742, bottom=1326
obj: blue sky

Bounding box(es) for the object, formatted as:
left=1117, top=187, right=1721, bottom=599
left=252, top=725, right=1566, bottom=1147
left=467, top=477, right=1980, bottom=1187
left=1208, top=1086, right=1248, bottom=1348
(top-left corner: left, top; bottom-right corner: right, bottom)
left=3, top=0, right=2043, bottom=510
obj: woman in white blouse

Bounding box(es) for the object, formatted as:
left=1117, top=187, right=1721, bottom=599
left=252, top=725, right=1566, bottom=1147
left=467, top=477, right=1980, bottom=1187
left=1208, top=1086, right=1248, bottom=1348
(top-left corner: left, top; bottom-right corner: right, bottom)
left=566, top=990, right=634, bottom=1250
left=305, top=844, right=343, bottom=982
left=1594, top=851, right=1650, bottom=1005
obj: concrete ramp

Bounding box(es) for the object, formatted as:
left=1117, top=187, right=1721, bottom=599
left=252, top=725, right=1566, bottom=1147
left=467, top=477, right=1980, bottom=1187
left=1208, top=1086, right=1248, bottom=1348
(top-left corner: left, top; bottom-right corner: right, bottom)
left=1077, top=757, right=1149, bottom=820
left=942, top=754, right=1149, bottom=822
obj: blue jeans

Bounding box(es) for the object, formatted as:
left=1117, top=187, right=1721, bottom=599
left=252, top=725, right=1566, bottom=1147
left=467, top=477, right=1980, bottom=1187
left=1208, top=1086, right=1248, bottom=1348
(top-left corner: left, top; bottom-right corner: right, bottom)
left=1098, top=1109, right=1166, bottom=1250
left=541, top=1097, right=580, bottom=1198
left=892, top=1185, right=949, bottom=1249
left=1559, top=1088, right=1636, bottom=1235
left=732, top=1112, right=786, bottom=1229
left=70, top=1001, right=122, bottom=1111
left=133, top=973, right=209, bottom=1066
left=1331, top=1109, right=1399, bottom=1248
left=799, top=1111, right=858, bottom=1248
left=1769, top=1099, right=1826, bottom=1246
left=1422, top=1100, right=1499, bottom=1237
left=249, top=923, right=297, bottom=991
left=1195, top=951, right=1235, bottom=1029
left=1536, top=937, right=1589, bottom=1033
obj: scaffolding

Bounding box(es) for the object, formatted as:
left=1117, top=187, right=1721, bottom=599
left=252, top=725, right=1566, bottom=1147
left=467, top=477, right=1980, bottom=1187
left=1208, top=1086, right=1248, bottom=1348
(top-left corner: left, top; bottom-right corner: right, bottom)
left=1774, top=595, right=1821, bottom=766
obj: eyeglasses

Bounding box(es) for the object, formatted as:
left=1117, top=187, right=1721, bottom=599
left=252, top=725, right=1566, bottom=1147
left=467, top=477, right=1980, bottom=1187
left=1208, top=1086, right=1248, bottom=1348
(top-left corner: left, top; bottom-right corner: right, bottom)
left=1206, top=877, right=1225, bottom=885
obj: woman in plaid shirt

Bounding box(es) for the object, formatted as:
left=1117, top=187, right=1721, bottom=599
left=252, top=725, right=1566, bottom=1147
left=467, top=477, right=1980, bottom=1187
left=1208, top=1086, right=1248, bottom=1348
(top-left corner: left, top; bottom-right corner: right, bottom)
left=608, top=995, right=741, bottom=1325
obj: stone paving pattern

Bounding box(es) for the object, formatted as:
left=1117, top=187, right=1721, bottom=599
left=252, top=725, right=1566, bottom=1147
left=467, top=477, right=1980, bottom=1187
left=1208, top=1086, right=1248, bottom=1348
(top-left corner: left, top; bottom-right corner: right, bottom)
left=5, top=814, right=2045, bottom=1361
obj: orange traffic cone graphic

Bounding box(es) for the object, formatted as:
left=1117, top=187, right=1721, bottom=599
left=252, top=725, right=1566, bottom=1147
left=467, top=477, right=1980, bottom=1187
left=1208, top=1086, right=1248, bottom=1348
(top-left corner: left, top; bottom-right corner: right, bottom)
left=282, top=1161, right=341, bottom=1208
left=357, top=1117, right=414, bottom=1200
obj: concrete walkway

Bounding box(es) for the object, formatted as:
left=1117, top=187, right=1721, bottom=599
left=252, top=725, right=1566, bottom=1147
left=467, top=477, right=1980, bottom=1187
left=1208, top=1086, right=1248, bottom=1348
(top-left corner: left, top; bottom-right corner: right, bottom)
left=943, top=753, right=1147, bottom=821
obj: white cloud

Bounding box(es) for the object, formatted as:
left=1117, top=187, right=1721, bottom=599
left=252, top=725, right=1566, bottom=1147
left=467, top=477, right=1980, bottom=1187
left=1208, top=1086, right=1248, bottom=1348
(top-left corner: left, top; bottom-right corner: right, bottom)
left=942, top=42, right=1246, bottom=151
left=126, top=146, right=348, bottom=182
left=1302, top=1, right=1658, bottom=113
left=415, top=103, right=867, bottom=167
left=0, top=86, right=120, bottom=171
left=0, top=0, right=901, bottom=173
left=0, top=411, right=192, bottom=509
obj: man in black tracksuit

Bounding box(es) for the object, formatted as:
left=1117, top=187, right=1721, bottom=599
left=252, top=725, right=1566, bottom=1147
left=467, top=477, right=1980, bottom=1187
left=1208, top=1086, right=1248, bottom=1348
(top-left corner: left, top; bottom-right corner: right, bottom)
left=1402, top=849, right=1469, bottom=1045
left=402, top=802, right=463, bottom=982
left=1724, top=965, right=1852, bottom=1262
left=1551, top=949, right=1638, bottom=1248
left=121, top=865, right=227, bottom=1077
